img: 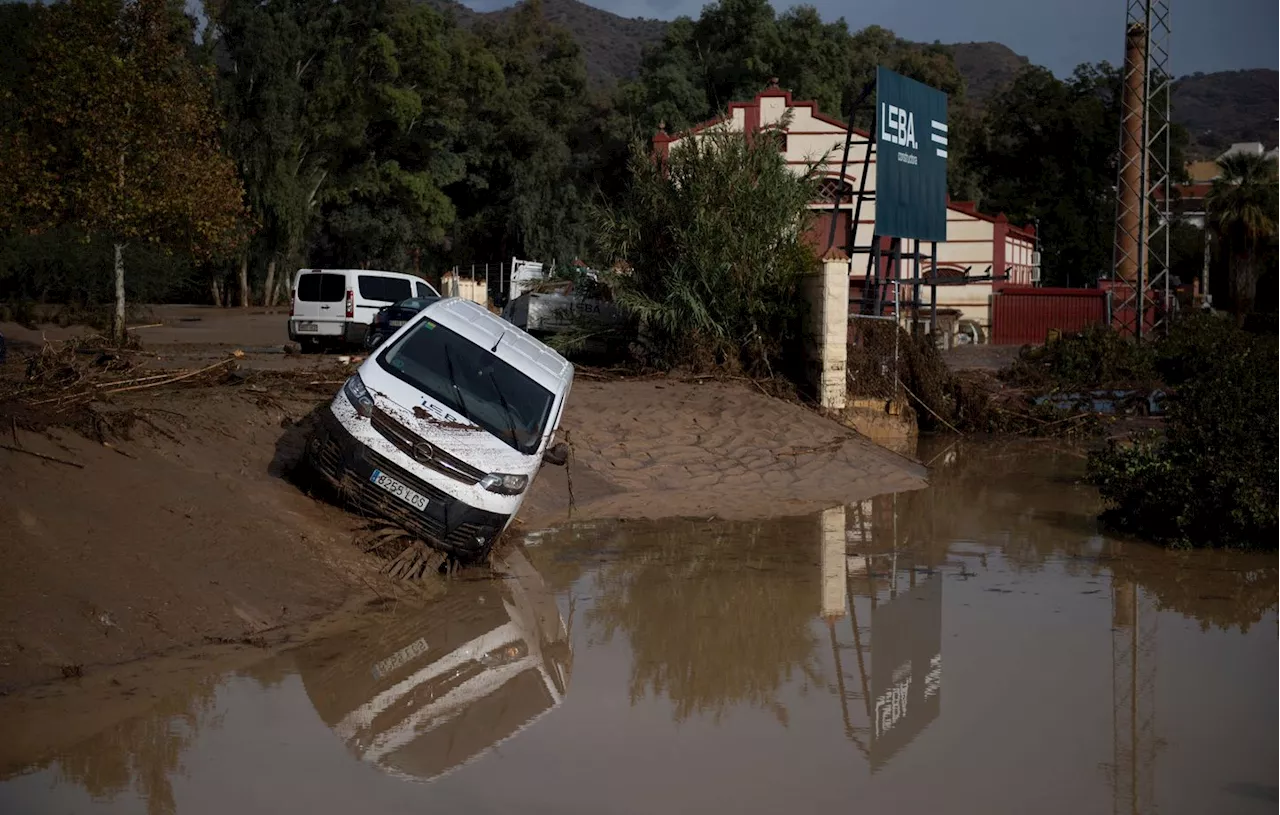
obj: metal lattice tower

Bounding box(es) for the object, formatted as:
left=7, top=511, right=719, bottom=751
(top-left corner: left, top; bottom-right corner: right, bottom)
left=1110, top=0, right=1172, bottom=341
left=1103, top=579, right=1162, bottom=815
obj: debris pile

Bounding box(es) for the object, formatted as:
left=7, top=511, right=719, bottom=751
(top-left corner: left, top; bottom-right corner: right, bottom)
left=845, top=322, right=1147, bottom=438
left=354, top=523, right=451, bottom=582
left=12, top=336, right=236, bottom=406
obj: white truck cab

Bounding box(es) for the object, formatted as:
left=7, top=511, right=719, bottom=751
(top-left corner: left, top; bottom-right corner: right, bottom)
left=306, top=298, right=573, bottom=560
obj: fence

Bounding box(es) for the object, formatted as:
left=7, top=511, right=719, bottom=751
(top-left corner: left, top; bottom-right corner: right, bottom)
left=443, top=262, right=509, bottom=306
left=990, top=287, right=1109, bottom=346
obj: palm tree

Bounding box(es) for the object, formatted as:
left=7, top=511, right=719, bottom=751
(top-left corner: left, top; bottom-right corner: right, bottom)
left=1205, top=152, right=1278, bottom=319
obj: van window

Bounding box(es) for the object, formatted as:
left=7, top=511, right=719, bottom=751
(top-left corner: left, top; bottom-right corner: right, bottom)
left=377, top=320, right=554, bottom=456
left=359, top=275, right=412, bottom=303
left=298, top=273, right=345, bottom=302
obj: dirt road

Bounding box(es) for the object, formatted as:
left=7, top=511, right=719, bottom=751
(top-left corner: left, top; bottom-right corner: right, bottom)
left=0, top=308, right=926, bottom=691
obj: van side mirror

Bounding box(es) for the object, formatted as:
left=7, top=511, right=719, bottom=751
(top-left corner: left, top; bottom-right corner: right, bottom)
left=542, top=441, right=569, bottom=467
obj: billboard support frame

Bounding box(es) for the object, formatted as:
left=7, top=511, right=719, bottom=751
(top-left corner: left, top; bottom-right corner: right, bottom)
left=832, top=69, right=948, bottom=326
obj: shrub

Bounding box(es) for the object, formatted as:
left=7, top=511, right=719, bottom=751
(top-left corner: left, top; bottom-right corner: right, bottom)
left=591, top=122, right=819, bottom=377
left=1002, top=325, right=1157, bottom=390
left=1087, top=314, right=1279, bottom=549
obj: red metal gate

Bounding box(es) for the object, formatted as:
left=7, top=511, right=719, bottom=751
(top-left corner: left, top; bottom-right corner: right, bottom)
left=991, top=287, right=1108, bottom=345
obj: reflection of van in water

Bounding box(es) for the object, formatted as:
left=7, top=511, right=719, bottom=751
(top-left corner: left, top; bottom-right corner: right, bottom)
left=305, top=297, right=572, bottom=560
left=294, top=545, right=570, bottom=783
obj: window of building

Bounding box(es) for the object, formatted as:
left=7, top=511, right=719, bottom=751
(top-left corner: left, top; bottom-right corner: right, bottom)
left=816, top=178, right=856, bottom=205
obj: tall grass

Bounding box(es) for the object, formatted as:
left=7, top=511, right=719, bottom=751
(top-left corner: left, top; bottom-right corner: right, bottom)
left=592, top=121, right=821, bottom=377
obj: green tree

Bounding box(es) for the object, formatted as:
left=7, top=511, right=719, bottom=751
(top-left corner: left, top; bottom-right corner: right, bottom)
left=449, top=0, right=594, bottom=266
left=978, top=65, right=1117, bottom=286
left=593, top=122, right=819, bottom=375
left=212, top=0, right=322, bottom=306
left=0, top=0, right=247, bottom=340
left=1205, top=151, right=1278, bottom=318
left=307, top=0, right=467, bottom=272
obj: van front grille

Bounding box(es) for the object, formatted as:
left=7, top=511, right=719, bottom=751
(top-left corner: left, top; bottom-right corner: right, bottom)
left=370, top=406, right=486, bottom=485
left=306, top=414, right=503, bottom=558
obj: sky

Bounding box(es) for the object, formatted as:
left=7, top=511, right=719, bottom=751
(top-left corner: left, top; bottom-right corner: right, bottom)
left=460, top=0, right=1280, bottom=78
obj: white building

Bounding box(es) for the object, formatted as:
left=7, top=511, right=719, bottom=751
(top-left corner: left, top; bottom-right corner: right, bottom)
left=654, top=84, right=1038, bottom=340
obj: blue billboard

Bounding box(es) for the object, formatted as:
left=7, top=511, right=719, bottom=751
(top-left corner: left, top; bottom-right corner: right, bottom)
left=874, top=66, right=949, bottom=242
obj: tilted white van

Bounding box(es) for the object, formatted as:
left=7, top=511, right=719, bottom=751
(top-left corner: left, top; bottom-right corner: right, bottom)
left=305, top=298, right=572, bottom=560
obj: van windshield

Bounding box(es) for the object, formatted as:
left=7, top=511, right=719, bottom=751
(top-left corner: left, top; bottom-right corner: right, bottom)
left=375, top=319, right=554, bottom=456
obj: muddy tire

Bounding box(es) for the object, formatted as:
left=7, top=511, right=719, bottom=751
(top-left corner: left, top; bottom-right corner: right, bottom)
left=286, top=409, right=329, bottom=493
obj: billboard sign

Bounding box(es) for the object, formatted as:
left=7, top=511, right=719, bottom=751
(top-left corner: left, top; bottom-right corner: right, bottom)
left=870, top=574, right=943, bottom=771
left=874, top=66, right=949, bottom=242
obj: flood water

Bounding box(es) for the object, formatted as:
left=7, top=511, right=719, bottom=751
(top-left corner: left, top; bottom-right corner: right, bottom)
left=2, top=439, right=1276, bottom=815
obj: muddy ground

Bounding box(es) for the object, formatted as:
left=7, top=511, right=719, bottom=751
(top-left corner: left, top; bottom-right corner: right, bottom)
left=0, top=307, right=926, bottom=692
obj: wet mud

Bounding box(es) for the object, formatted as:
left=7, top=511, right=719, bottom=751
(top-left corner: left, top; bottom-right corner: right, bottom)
left=1, top=438, right=1275, bottom=815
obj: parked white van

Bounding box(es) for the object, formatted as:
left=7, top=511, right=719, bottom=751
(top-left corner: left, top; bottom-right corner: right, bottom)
left=289, top=268, right=440, bottom=349
left=305, top=298, right=573, bottom=561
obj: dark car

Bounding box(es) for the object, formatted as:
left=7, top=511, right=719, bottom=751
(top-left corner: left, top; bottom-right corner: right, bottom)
left=364, top=297, right=438, bottom=351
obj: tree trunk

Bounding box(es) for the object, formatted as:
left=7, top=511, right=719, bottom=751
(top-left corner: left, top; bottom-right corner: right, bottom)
left=238, top=254, right=250, bottom=308
left=113, top=242, right=126, bottom=343
left=1228, top=250, right=1256, bottom=324
left=211, top=275, right=223, bottom=307
left=263, top=259, right=278, bottom=307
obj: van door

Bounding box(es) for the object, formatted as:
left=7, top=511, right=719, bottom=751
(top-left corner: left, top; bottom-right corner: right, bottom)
left=355, top=274, right=414, bottom=325
left=295, top=271, right=347, bottom=336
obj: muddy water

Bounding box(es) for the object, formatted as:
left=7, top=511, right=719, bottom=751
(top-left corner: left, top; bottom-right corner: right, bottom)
left=1, top=440, right=1276, bottom=815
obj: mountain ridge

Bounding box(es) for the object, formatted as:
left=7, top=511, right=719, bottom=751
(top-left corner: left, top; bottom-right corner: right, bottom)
left=434, top=0, right=1278, bottom=154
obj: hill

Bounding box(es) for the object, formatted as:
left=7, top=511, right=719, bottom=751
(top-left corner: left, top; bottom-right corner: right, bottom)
left=944, top=42, right=1030, bottom=103
left=1171, top=69, right=1279, bottom=157
left=437, top=0, right=1278, bottom=151
left=425, top=0, right=665, bottom=83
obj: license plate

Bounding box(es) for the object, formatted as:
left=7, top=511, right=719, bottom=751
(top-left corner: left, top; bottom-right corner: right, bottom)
left=390, top=320, right=406, bottom=327
left=370, top=469, right=428, bottom=511
left=298, top=322, right=318, bottom=332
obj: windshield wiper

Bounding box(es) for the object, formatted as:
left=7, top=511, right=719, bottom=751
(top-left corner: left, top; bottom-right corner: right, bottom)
left=488, top=374, right=522, bottom=448
left=442, top=344, right=474, bottom=424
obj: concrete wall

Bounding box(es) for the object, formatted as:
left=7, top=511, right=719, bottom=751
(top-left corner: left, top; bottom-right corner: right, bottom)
left=802, top=257, right=850, bottom=410
left=441, top=274, right=488, bottom=306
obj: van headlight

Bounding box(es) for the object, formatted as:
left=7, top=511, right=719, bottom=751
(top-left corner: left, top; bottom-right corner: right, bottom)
left=480, top=473, right=528, bottom=495
left=343, top=374, right=375, bottom=418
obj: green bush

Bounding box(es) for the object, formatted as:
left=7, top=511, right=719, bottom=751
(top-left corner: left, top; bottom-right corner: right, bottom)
left=1003, top=325, right=1157, bottom=390
left=591, top=123, right=819, bottom=377
left=1087, top=314, right=1279, bottom=549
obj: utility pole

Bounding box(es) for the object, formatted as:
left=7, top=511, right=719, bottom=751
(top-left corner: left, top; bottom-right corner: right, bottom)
left=1200, top=213, right=1212, bottom=310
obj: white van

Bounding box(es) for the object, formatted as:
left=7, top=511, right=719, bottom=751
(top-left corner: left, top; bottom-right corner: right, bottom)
left=305, top=298, right=573, bottom=561
left=288, top=268, right=440, bottom=349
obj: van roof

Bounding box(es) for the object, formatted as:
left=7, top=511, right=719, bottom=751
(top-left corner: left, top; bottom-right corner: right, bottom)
left=424, top=298, right=573, bottom=395
left=295, top=268, right=424, bottom=280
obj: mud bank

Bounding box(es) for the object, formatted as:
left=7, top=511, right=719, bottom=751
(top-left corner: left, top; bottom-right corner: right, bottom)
left=0, top=327, right=926, bottom=691
left=520, top=379, right=926, bottom=528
